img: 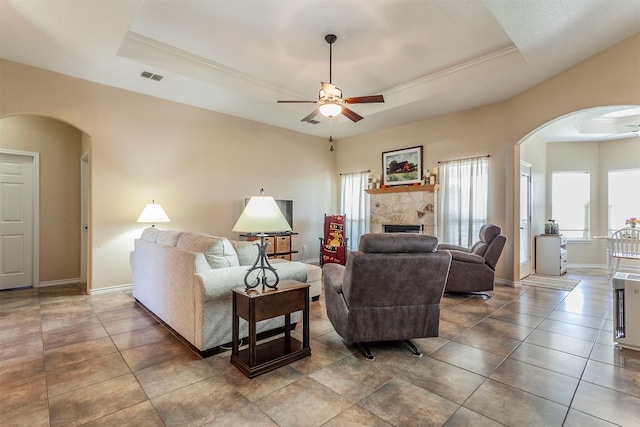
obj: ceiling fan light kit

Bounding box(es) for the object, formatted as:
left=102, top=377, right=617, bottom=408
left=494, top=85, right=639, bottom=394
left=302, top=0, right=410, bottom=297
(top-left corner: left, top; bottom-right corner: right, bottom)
left=319, top=102, right=342, bottom=118
left=277, top=34, right=384, bottom=123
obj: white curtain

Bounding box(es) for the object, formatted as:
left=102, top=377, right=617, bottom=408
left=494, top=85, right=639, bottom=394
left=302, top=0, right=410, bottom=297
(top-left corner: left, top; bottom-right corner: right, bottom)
left=438, top=156, right=488, bottom=247
left=340, top=171, right=370, bottom=251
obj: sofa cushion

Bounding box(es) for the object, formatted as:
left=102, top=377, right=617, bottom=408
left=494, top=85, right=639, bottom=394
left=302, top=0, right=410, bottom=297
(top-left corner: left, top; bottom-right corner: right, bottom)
left=176, top=232, right=240, bottom=269
left=141, top=227, right=183, bottom=246
left=231, top=240, right=260, bottom=266
left=141, top=227, right=157, bottom=242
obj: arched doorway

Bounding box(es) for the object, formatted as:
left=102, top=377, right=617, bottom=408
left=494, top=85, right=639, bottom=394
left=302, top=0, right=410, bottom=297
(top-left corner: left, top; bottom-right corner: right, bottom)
left=0, top=114, right=91, bottom=290
left=515, top=105, right=640, bottom=282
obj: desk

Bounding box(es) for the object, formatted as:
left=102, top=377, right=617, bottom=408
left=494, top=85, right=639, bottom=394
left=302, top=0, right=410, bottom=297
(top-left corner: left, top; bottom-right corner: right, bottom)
left=231, top=280, right=310, bottom=378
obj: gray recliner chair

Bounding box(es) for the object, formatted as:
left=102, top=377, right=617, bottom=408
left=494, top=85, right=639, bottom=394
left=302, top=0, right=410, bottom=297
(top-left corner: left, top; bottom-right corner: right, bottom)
left=322, top=233, right=452, bottom=360
left=437, top=224, right=506, bottom=297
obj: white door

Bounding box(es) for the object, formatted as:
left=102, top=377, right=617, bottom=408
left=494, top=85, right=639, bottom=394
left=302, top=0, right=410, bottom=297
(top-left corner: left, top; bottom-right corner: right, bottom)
left=0, top=153, right=35, bottom=289
left=519, top=162, right=532, bottom=279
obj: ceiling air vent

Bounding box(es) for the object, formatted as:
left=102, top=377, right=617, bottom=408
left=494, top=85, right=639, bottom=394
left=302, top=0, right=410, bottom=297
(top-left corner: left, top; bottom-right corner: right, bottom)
left=140, top=71, right=163, bottom=81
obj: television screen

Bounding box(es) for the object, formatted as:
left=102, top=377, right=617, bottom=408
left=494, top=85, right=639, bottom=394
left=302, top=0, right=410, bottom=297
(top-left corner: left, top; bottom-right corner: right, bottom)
left=244, top=198, right=293, bottom=232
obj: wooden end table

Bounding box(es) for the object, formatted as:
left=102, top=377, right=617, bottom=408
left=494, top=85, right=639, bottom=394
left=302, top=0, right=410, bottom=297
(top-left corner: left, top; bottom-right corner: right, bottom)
left=230, top=279, right=310, bottom=378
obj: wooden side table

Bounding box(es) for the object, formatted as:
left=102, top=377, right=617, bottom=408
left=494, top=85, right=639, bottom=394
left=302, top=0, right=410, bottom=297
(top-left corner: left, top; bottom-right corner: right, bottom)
left=230, top=280, right=310, bottom=378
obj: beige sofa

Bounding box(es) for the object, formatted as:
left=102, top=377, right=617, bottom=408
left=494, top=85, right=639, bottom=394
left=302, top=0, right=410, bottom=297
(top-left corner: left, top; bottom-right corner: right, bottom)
left=130, top=227, right=322, bottom=356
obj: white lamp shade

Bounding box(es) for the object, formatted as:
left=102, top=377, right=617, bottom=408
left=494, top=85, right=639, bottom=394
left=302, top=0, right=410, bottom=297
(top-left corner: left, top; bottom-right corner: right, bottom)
left=319, top=102, right=342, bottom=118
left=232, top=196, right=292, bottom=234
left=137, top=203, right=171, bottom=224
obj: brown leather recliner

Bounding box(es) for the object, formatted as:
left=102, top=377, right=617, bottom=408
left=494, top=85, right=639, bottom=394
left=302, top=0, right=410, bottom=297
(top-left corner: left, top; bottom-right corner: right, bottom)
left=437, top=224, right=506, bottom=296
left=322, top=233, right=452, bottom=360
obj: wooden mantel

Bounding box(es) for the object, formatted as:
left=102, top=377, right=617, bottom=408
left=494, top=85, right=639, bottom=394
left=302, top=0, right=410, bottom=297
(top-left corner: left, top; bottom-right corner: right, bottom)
left=365, top=184, right=438, bottom=194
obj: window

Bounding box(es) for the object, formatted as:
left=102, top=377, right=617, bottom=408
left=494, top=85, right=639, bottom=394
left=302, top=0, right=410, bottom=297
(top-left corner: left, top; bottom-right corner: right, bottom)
left=608, top=168, right=640, bottom=234
left=340, top=171, right=370, bottom=251
left=438, top=156, right=488, bottom=247
left=551, top=172, right=590, bottom=239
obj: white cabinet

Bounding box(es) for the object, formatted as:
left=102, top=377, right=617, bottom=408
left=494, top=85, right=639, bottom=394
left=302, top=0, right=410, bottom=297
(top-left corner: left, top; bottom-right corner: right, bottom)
left=535, top=234, right=567, bottom=276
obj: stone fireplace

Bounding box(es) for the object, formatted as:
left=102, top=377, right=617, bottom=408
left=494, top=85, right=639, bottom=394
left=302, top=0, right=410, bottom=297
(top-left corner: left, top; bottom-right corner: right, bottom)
left=367, top=185, right=437, bottom=235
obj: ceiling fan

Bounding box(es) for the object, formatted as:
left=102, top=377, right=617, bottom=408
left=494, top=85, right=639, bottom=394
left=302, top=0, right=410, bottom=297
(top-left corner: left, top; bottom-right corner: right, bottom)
left=277, top=34, right=384, bottom=124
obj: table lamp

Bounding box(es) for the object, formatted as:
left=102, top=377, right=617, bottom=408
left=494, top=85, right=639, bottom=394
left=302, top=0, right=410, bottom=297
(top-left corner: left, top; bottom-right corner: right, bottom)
left=232, top=191, right=292, bottom=290
left=136, top=200, right=171, bottom=227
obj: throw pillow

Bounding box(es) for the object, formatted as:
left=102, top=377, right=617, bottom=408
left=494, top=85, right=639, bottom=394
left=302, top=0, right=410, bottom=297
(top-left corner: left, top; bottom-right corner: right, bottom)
left=231, top=240, right=260, bottom=266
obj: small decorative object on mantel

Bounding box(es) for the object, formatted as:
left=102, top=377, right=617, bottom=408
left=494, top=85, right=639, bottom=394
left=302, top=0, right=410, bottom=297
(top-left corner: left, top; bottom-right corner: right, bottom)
left=422, top=167, right=438, bottom=185
left=626, top=217, right=639, bottom=228
left=382, top=146, right=423, bottom=186
left=368, top=173, right=382, bottom=189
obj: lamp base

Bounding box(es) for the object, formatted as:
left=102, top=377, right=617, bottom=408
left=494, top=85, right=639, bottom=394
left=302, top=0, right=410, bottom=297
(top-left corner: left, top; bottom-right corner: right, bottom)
left=243, top=234, right=280, bottom=290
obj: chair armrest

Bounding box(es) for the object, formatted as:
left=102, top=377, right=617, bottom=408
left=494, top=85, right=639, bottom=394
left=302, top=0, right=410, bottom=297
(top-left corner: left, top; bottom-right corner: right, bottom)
left=322, top=263, right=346, bottom=294
left=438, top=243, right=470, bottom=252
left=446, top=250, right=485, bottom=264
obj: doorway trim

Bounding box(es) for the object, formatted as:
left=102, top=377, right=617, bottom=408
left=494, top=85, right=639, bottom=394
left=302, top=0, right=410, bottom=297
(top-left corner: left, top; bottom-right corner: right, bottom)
left=0, top=149, right=40, bottom=288
left=81, top=151, right=89, bottom=285
left=519, top=161, right=532, bottom=279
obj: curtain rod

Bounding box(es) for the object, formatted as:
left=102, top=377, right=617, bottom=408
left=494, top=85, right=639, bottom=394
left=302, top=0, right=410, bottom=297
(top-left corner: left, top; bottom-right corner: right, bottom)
left=340, top=169, right=371, bottom=176
left=437, top=154, right=490, bottom=164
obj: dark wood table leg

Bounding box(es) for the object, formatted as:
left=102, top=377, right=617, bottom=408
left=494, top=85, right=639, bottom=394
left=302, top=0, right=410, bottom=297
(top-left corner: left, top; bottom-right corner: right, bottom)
left=232, top=292, right=239, bottom=356
left=284, top=313, right=291, bottom=338
left=249, top=298, right=256, bottom=367
left=303, top=287, right=310, bottom=348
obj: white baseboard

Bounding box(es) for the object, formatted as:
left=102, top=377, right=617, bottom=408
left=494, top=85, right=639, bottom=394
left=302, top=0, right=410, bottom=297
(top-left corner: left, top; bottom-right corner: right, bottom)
left=567, top=263, right=639, bottom=272
left=39, top=278, right=82, bottom=287
left=566, top=263, right=608, bottom=270
left=89, top=283, right=133, bottom=295
left=495, top=278, right=518, bottom=287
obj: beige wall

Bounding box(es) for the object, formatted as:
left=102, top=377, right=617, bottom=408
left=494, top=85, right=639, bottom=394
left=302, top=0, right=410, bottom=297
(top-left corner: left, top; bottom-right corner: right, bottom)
left=0, top=61, right=335, bottom=290
left=338, top=33, right=640, bottom=282
left=1, top=32, right=638, bottom=288
left=0, top=115, right=82, bottom=283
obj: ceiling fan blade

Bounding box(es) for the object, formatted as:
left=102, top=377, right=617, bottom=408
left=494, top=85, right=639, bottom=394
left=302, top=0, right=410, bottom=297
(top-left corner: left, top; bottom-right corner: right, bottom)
left=277, top=100, right=318, bottom=103
left=301, top=108, right=321, bottom=123
left=341, top=107, right=363, bottom=122
left=345, top=95, right=385, bottom=104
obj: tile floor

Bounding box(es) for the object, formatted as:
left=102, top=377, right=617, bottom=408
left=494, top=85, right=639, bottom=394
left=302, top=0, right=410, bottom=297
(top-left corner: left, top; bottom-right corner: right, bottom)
left=1, top=269, right=640, bottom=426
